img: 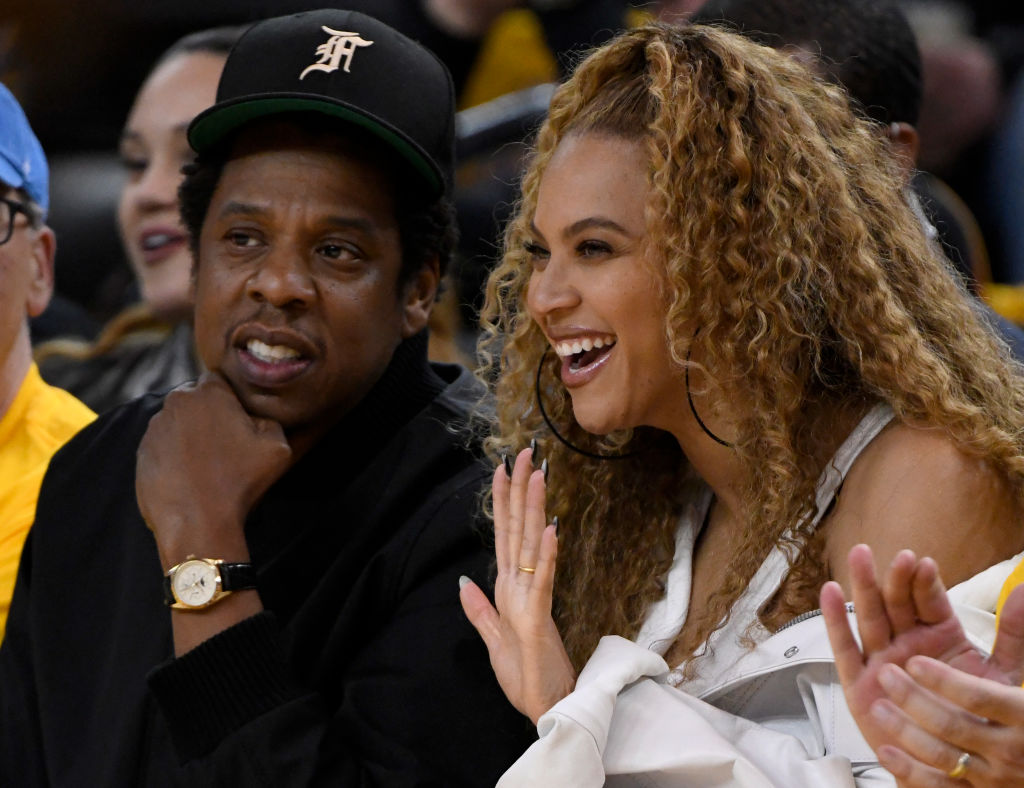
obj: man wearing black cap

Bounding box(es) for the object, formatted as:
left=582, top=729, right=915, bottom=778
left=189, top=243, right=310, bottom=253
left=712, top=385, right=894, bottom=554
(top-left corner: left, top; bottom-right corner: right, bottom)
left=0, top=11, right=533, bottom=786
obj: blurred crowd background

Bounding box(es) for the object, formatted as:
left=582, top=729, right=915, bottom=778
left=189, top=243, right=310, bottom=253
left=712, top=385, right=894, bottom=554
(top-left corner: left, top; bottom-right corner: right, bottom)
left=4, top=0, right=1024, bottom=352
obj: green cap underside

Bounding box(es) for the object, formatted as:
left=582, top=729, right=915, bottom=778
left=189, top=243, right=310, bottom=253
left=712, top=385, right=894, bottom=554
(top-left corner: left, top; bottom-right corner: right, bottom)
left=188, top=97, right=442, bottom=195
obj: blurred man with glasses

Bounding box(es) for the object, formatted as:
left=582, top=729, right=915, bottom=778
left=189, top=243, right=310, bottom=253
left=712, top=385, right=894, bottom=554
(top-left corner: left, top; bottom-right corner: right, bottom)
left=0, top=83, right=94, bottom=642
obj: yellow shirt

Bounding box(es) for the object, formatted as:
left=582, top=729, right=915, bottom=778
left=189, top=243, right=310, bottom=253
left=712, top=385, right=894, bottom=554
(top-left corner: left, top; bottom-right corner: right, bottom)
left=0, top=363, right=94, bottom=639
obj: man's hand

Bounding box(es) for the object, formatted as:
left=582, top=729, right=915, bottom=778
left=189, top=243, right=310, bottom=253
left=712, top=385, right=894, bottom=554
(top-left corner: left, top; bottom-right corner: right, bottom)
left=136, top=374, right=293, bottom=654
left=137, top=373, right=292, bottom=569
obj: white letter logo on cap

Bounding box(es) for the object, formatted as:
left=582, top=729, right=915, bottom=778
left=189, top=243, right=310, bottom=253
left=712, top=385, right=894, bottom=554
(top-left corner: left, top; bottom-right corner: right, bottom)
left=300, top=26, right=374, bottom=79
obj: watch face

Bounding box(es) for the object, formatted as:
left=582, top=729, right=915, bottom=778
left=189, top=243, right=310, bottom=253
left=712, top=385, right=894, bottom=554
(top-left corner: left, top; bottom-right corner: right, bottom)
left=172, top=559, right=220, bottom=607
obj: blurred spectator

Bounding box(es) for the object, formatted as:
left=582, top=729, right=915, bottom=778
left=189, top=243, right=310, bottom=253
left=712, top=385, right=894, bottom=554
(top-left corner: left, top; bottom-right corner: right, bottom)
left=690, top=0, right=1024, bottom=358
left=0, top=83, right=94, bottom=640
left=897, top=1, right=1024, bottom=284
left=900, top=2, right=1004, bottom=175
left=33, top=27, right=243, bottom=414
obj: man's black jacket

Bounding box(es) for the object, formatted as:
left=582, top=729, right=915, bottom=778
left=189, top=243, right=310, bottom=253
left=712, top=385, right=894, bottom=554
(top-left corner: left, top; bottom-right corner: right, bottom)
left=0, top=335, right=534, bottom=786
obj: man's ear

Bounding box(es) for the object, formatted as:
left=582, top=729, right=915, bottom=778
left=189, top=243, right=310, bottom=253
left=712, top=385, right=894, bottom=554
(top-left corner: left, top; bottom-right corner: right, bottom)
left=886, top=122, right=920, bottom=184
left=400, top=256, right=441, bottom=338
left=25, top=225, right=56, bottom=318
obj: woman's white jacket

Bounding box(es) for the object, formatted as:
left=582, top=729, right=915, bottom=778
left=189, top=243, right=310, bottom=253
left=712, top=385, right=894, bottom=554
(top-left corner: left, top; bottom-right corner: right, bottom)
left=497, top=558, right=1016, bottom=788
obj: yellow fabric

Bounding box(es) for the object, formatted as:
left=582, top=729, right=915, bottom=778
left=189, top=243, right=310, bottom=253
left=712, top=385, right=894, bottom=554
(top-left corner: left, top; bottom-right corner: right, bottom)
left=982, top=283, right=1024, bottom=326
left=459, top=10, right=557, bottom=110
left=0, top=364, right=94, bottom=640
left=997, top=558, right=1024, bottom=623
left=459, top=7, right=651, bottom=110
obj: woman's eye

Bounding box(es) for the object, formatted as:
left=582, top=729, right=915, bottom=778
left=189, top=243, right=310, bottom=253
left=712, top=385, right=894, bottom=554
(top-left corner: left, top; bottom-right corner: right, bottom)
left=577, top=240, right=612, bottom=258
left=119, top=156, right=147, bottom=175
left=524, top=241, right=550, bottom=263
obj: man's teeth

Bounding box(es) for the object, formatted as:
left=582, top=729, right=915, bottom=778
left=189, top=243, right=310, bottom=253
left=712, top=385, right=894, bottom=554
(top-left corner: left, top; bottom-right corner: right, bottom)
left=554, top=336, right=616, bottom=358
left=246, top=338, right=301, bottom=363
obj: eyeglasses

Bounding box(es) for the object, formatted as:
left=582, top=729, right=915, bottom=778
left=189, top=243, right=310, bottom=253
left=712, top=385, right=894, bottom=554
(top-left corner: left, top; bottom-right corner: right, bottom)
left=0, top=196, right=33, bottom=245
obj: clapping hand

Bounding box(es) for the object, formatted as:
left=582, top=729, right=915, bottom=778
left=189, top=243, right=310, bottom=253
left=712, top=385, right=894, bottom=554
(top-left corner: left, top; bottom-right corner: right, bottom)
left=821, top=544, right=1024, bottom=786
left=459, top=447, right=576, bottom=725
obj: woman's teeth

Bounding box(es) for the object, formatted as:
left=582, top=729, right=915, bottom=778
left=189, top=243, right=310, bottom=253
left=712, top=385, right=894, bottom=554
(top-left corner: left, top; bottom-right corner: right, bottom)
left=246, top=338, right=301, bottom=363
left=142, top=233, right=176, bottom=251
left=554, top=335, right=616, bottom=358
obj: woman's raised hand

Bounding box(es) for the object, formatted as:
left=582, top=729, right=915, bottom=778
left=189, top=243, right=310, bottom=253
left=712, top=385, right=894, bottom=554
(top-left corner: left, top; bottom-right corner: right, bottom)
left=821, top=544, right=1024, bottom=786
left=459, top=447, right=577, bottom=725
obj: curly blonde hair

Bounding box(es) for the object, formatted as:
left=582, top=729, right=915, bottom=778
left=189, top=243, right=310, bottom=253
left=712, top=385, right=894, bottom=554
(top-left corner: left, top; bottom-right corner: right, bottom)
left=476, top=23, right=1024, bottom=673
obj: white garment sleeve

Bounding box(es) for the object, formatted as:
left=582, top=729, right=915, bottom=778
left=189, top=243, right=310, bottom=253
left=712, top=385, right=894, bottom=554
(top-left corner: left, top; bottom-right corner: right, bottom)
left=498, top=635, right=894, bottom=788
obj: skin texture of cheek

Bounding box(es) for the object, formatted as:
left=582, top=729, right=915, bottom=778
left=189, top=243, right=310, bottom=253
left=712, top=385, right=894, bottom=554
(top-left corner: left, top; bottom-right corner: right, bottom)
left=141, top=256, right=195, bottom=317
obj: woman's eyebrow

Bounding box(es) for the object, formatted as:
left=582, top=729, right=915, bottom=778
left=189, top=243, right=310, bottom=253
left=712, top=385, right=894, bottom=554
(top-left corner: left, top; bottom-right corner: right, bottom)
left=529, top=216, right=631, bottom=240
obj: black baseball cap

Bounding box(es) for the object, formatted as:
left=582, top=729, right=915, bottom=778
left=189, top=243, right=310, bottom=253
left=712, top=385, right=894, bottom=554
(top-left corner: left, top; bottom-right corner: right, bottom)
left=188, top=9, right=455, bottom=197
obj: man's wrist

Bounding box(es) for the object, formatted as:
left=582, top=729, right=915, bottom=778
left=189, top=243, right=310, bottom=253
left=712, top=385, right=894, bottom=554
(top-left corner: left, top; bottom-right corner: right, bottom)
left=152, top=517, right=251, bottom=573
left=163, top=557, right=258, bottom=609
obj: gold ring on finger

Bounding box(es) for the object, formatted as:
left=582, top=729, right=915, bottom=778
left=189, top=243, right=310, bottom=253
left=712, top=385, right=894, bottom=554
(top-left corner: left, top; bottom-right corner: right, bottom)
left=948, top=752, right=971, bottom=779
left=517, top=565, right=536, bottom=574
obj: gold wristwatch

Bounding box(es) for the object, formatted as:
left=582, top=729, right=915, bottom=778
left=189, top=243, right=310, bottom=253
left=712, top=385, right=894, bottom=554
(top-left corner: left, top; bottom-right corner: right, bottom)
left=162, top=557, right=257, bottom=610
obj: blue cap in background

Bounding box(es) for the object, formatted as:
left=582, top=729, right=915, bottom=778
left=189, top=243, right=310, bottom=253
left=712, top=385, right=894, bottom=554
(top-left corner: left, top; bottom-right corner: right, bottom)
left=0, top=82, right=49, bottom=218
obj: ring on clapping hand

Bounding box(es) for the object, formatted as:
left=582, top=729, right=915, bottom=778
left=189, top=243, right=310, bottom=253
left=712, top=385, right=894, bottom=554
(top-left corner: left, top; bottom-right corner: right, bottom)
left=948, top=752, right=971, bottom=779
left=517, top=565, right=536, bottom=574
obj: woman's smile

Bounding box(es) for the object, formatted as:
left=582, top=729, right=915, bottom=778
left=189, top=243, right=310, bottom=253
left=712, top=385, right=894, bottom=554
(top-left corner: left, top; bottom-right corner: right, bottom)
left=553, top=333, right=618, bottom=386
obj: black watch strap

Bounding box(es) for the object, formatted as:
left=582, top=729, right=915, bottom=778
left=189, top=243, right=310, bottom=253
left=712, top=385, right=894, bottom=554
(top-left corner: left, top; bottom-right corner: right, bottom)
left=218, top=562, right=258, bottom=592
left=162, top=560, right=258, bottom=606
left=162, top=574, right=174, bottom=606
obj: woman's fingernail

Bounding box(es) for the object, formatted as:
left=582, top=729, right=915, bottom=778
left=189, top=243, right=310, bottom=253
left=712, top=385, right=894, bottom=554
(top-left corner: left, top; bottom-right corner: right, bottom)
left=541, top=458, right=549, bottom=482
left=459, top=575, right=470, bottom=589
left=552, top=516, right=559, bottom=533
left=502, top=452, right=512, bottom=477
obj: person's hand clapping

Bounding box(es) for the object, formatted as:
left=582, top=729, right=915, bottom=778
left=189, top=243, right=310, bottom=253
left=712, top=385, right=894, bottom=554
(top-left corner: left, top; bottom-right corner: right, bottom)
left=822, top=544, right=1024, bottom=786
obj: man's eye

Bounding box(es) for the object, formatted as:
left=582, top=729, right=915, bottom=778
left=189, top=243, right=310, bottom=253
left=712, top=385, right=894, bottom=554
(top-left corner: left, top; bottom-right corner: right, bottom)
left=227, top=231, right=259, bottom=247
left=319, top=242, right=360, bottom=261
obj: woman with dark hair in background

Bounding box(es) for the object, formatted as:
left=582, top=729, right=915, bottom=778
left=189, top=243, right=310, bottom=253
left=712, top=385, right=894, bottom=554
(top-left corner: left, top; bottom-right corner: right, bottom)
left=35, top=26, right=245, bottom=413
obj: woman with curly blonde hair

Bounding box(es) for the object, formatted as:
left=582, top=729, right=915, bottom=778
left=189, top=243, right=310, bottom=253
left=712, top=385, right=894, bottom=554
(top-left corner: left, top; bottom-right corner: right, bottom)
left=458, top=21, right=1024, bottom=787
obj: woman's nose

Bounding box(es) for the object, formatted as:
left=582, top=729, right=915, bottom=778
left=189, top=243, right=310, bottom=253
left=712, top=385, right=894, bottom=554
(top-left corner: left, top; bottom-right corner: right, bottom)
left=526, top=256, right=581, bottom=319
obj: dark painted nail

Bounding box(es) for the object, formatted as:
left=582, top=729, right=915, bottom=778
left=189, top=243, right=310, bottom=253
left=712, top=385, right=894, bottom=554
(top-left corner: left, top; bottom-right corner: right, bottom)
left=541, top=458, right=549, bottom=482
left=552, top=516, right=559, bottom=534
left=502, top=452, right=512, bottom=477
left=530, top=438, right=538, bottom=466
